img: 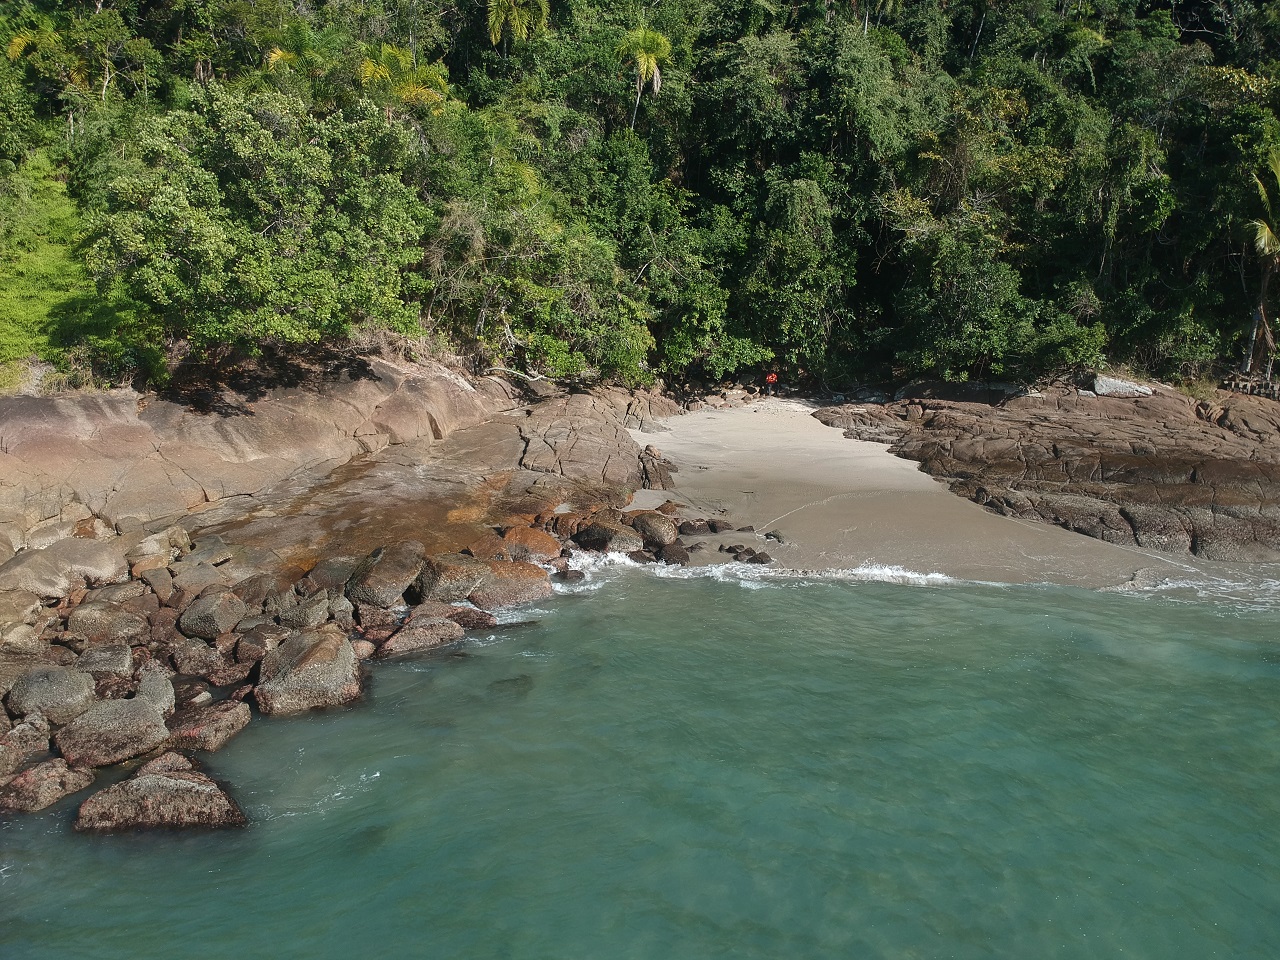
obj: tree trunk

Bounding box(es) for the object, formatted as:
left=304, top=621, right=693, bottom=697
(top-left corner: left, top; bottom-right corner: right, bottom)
left=630, top=78, right=643, bottom=132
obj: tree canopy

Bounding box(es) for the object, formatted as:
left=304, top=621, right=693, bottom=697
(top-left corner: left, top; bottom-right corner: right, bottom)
left=3, top=0, right=1280, bottom=388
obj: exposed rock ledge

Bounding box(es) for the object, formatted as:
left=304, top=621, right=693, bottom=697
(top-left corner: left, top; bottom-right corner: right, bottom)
left=0, top=357, right=697, bottom=830
left=815, top=381, right=1280, bottom=561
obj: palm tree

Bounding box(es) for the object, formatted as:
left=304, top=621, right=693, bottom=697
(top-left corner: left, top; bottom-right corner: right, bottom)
left=617, top=25, right=671, bottom=132
left=1245, top=148, right=1280, bottom=375
left=359, top=43, right=448, bottom=118
left=487, top=0, right=549, bottom=50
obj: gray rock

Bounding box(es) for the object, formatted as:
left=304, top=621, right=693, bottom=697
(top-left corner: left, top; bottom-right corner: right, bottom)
left=1092, top=374, right=1153, bottom=398
left=277, top=593, right=331, bottom=629
left=74, top=643, right=134, bottom=677
left=328, top=596, right=355, bottom=631
left=67, top=601, right=149, bottom=645
left=3, top=713, right=51, bottom=757
left=573, top=520, right=645, bottom=554
left=255, top=625, right=362, bottom=715
left=90, top=581, right=148, bottom=604
left=0, top=538, right=129, bottom=599
left=54, top=698, right=170, bottom=768
left=627, top=511, right=679, bottom=547
left=135, top=664, right=176, bottom=718
left=166, top=700, right=251, bottom=752
left=345, top=540, right=426, bottom=608
left=168, top=561, right=228, bottom=596
left=6, top=666, right=95, bottom=725
left=75, top=753, right=245, bottom=830
left=0, top=759, right=94, bottom=812
left=178, top=590, right=247, bottom=640
left=0, top=589, right=42, bottom=634
left=376, top=618, right=465, bottom=657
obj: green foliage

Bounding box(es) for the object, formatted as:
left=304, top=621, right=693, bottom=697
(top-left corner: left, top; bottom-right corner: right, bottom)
left=3, top=0, right=1280, bottom=389
left=0, top=150, right=158, bottom=389
left=86, top=85, right=428, bottom=354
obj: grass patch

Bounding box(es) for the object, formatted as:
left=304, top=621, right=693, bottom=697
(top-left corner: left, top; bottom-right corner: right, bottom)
left=0, top=150, right=158, bottom=391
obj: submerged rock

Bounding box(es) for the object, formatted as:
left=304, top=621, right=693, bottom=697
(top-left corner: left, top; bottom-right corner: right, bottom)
left=75, top=753, right=246, bottom=831
left=376, top=618, right=465, bottom=657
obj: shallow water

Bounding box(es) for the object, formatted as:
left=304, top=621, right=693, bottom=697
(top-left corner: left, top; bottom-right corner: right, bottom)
left=3, top=567, right=1279, bottom=958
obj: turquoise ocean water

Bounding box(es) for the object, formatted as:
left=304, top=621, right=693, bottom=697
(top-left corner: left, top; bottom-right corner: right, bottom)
left=2, top=560, right=1278, bottom=958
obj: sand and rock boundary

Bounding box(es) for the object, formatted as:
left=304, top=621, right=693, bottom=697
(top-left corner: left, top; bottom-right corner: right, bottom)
left=0, top=359, right=760, bottom=830
left=814, top=379, right=1280, bottom=563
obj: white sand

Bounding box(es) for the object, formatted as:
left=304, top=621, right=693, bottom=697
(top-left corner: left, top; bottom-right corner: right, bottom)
left=631, top=398, right=1195, bottom=586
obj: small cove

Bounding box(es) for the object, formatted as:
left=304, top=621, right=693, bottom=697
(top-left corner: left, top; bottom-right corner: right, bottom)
left=2, top=569, right=1278, bottom=958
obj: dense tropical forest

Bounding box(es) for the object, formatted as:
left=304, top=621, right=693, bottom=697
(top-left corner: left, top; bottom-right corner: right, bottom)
left=1, top=0, right=1279, bottom=391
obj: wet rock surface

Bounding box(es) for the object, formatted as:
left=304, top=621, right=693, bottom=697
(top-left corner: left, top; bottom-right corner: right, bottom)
left=0, top=365, right=772, bottom=831
left=815, top=382, right=1280, bottom=559
left=75, top=753, right=245, bottom=831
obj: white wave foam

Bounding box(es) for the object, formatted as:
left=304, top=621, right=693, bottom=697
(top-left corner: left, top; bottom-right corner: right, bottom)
left=1103, top=571, right=1280, bottom=610
left=553, top=550, right=956, bottom=591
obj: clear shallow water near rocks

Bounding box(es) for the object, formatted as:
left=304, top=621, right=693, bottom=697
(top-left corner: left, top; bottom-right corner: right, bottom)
left=2, top=568, right=1279, bottom=958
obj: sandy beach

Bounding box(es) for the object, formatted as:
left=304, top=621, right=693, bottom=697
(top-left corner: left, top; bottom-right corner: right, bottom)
left=632, top=398, right=1199, bottom=586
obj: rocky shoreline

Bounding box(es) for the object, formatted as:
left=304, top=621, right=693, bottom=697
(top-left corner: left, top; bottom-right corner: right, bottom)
left=6, top=361, right=1280, bottom=831
left=0, top=358, right=768, bottom=830
left=813, top=376, right=1280, bottom=562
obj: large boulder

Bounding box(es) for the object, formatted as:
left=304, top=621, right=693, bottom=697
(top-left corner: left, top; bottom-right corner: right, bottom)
left=134, top=663, right=176, bottom=717
left=178, top=590, right=247, bottom=640
left=5, top=666, right=95, bottom=725
left=67, top=601, right=150, bottom=645
left=345, top=540, right=426, bottom=608
left=376, top=618, right=465, bottom=658
left=255, top=625, right=362, bottom=715
left=416, top=553, right=490, bottom=602
left=573, top=520, right=645, bottom=554
left=500, top=526, right=563, bottom=561
left=53, top=697, right=170, bottom=768
left=0, top=759, right=94, bottom=812
left=166, top=700, right=251, bottom=752
left=0, top=538, right=129, bottom=599
left=75, top=643, right=135, bottom=677
left=626, top=511, right=679, bottom=547
left=468, top=561, right=553, bottom=610
left=75, top=752, right=246, bottom=830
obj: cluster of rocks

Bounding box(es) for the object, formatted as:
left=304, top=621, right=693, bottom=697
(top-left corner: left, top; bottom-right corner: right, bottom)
left=814, top=377, right=1280, bottom=561
left=0, top=485, right=762, bottom=830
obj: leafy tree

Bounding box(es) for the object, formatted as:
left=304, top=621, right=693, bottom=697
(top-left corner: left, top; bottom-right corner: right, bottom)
left=86, top=85, right=428, bottom=355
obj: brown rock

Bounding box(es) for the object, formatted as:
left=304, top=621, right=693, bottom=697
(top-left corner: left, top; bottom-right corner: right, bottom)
left=345, top=540, right=426, bottom=608
left=166, top=700, right=251, bottom=752
left=255, top=625, right=362, bottom=715
left=376, top=618, right=465, bottom=657
left=75, top=755, right=246, bottom=830
left=500, top=526, right=563, bottom=561
left=467, top=561, right=553, bottom=610
left=416, top=553, right=490, bottom=602
left=0, top=759, right=94, bottom=812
